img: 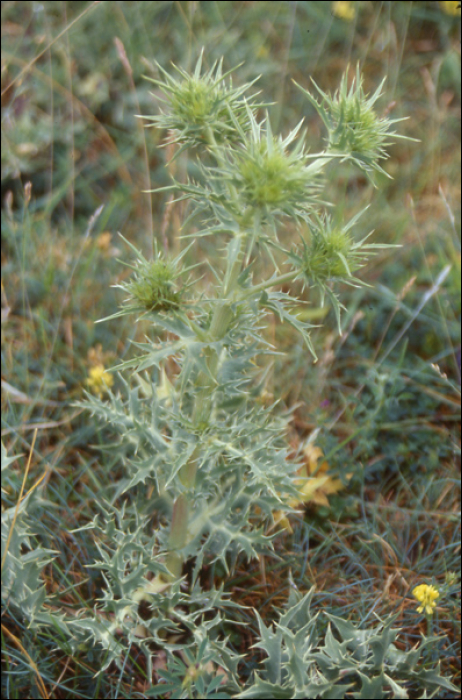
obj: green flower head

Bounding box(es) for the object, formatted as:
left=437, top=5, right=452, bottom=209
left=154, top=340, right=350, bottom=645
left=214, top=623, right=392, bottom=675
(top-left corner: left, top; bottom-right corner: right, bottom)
left=292, top=208, right=383, bottom=284
left=225, top=109, right=325, bottom=221
left=287, top=207, right=397, bottom=332
left=124, top=258, right=182, bottom=312
left=295, top=64, right=416, bottom=181
left=141, top=50, right=261, bottom=149
left=114, top=235, right=193, bottom=315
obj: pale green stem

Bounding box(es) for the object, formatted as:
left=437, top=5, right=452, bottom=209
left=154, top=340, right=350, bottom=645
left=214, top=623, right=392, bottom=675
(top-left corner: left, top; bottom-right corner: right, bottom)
left=244, top=210, right=260, bottom=266
left=167, top=237, right=244, bottom=577
left=166, top=493, right=189, bottom=579
left=166, top=233, right=296, bottom=575
left=205, top=125, right=240, bottom=203
left=205, top=126, right=222, bottom=158
left=223, top=251, right=244, bottom=298
left=239, top=270, right=299, bottom=300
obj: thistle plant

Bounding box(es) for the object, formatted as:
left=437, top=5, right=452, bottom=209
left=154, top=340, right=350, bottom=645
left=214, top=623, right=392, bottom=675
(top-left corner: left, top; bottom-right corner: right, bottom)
left=69, top=56, right=445, bottom=688
left=294, top=64, right=414, bottom=182
left=142, top=51, right=262, bottom=149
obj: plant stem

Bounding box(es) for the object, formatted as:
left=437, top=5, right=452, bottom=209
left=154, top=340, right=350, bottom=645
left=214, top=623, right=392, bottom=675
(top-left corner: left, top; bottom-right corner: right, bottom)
left=166, top=237, right=245, bottom=575
left=240, top=270, right=299, bottom=299
left=166, top=492, right=189, bottom=578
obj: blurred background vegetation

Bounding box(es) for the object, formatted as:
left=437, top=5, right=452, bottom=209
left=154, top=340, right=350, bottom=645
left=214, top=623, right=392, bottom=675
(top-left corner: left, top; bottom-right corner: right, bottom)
left=1, top=1, right=460, bottom=697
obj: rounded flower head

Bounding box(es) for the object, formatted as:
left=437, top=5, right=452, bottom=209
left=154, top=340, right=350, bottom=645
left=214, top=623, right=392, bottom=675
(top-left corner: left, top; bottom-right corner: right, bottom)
left=292, top=208, right=381, bottom=284
left=226, top=110, right=325, bottom=221
left=412, top=584, right=439, bottom=615
left=124, top=257, right=182, bottom=313
left=141, top=50, right=261, bottom=148
left=86, top=364, right=114, bottom=397
left=114, top=235, right=192, bottom=316
left=295, top=65, right=416, bottom=181
left=287, top=207, right=396, bottom=332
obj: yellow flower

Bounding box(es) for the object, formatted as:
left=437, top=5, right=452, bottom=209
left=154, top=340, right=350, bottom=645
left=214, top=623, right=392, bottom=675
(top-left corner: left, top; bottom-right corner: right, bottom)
left=440, top=1, right=461, bottom=15
left=86, top=364, right=114, bottom=397
left=332, top=1, right=355, bottom=21
left=412, top=584, right=439, bottom=615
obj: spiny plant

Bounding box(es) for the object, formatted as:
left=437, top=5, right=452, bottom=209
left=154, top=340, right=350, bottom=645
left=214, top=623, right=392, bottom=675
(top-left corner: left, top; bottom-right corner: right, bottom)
left=3, top=53, right=456, bottom=698
left=78, top=57, right=398, bottom=601
left=239, top=585, right=457, bottom=700
left=74, top=51, right=415, bottom=675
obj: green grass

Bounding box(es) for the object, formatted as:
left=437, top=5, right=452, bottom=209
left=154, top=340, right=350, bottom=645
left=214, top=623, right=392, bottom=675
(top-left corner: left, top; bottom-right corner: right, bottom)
left=1, top=1, right=460, bottom=698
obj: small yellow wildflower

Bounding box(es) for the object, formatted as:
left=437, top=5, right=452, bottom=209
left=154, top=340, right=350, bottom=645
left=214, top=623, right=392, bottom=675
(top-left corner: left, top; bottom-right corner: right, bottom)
left=332, top=1, right=355, bottom=21
left=86, top=364, right=114, bottom=397
left=412, top=584, right=439, bottom=615
left=440, top=1, right=461, bottom=15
